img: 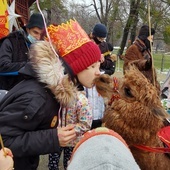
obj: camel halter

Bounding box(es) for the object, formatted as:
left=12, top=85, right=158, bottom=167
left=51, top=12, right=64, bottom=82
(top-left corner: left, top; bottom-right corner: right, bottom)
left=108, top=77, right=120, bottom=105
left=133, top=126, right=170, bottom=153
left=133, top=144, right=170, bottom=153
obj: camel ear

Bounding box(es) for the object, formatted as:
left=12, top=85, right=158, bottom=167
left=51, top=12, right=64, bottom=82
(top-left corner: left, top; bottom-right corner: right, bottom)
left=152, top=107, right=169, bottom=121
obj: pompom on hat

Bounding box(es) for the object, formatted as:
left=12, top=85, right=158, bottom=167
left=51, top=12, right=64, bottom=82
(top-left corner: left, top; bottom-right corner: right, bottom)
left=92, top=23, right=107, bottom=38
left=67, top=127, right=140, bottom=170
left=26, top=13, right=44, bottom=29
left=138, top=25, right=155, bottom=41
left=47, top=19, right=101, bottom=75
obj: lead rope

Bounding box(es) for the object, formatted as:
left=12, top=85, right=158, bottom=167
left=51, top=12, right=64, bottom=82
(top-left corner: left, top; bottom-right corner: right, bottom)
left=147, top=0, right=155, bottom=86
left=108, top=77, right=120, bottom=105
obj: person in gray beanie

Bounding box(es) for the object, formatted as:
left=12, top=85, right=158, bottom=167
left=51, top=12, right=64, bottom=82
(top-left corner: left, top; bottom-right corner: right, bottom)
left=67, top=127, right=140, bottom=170
left=0, top=13, right=45, bottom=90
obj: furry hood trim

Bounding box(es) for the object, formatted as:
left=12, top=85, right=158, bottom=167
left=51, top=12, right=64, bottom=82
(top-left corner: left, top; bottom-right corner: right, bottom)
left=29, top=41, right=77, bottom=107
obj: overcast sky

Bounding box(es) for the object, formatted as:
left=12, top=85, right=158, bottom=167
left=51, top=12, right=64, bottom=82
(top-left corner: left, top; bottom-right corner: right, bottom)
left=69, top=0, right=93, bottom=5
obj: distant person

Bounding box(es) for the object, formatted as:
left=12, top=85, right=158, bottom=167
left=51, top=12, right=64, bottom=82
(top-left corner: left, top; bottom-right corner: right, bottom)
left=90, top=23, right=115, bottom=75
left=0, top=13, right=45, bottom=90
left=161, top=70, right=170, bottom=99
left=67, top=127, right=140, bottom=170
left=99, top=41, right=116, bottom=75
left=123, top=25, right=160, bottom=94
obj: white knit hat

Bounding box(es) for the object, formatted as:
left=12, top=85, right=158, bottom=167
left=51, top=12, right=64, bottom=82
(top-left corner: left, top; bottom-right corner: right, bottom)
left=67, top=127, right=140, bottom=170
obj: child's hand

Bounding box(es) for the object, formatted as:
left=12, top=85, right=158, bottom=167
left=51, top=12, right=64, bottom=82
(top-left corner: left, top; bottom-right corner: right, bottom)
left=0, top=148, right=14, bottom=170
left=57, top=124, right=76, bottom=147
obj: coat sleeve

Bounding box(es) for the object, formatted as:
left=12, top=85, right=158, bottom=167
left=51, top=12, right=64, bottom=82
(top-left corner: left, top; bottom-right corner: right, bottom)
left=100, top=56, right=115, bottom=75
left=0, top=92, right=60, bottom=157
left=124, top=45, right=147, bottom=71
left=0, top=39, right=26, bottom=72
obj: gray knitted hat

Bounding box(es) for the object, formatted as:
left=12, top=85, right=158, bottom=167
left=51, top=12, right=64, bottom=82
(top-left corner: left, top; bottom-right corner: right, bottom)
left=67, top=127, right=140, bottom=170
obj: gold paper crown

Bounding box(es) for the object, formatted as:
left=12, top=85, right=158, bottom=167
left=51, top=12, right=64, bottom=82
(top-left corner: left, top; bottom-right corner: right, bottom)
left=47, top=19, right=91, bottom=57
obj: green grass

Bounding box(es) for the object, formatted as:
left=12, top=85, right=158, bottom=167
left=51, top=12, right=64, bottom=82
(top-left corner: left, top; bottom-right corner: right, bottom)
left=113, top=51, right=170, bottom=72
left=153, top=53, right=170, bottom=71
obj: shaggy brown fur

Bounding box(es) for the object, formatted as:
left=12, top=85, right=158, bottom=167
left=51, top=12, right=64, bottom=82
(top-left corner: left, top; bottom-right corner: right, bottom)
left=94, top=65, right=170, bottom=170
left=29, top=41, right=77, bottom=107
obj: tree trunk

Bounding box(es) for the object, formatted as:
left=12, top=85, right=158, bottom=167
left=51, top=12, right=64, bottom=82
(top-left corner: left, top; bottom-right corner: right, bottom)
left=118, top=0, right=141, bottom=56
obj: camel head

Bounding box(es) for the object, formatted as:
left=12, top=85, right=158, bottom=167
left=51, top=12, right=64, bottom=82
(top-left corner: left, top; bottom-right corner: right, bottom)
left=94, top=65, right=169, bottom=122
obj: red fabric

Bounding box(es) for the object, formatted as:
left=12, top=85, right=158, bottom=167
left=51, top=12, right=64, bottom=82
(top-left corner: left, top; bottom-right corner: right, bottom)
left=71, top=127, right=129, bottom=160
left=157, top=126, right=170, bottom=148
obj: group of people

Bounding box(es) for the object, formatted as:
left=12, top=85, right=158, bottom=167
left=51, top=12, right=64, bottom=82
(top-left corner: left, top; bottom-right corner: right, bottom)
left=0, top=13, right=116, bottom=170
left=0, top=12, right=161, bottom=170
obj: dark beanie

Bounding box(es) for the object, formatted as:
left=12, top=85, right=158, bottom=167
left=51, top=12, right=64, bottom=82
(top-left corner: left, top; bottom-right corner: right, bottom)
left=92, top=23, right=107, bottom=38
left=138, top=25, right=155, bottom=41
left=26, top=13, right=44, bottom=29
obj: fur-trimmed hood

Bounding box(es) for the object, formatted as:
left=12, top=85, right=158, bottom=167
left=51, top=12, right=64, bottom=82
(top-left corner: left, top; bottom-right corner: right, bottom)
left=27, top=41, right=78, bottom=107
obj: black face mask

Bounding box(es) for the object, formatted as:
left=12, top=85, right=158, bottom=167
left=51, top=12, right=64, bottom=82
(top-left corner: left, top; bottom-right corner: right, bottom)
left=93, top=36, right=102, bottom=44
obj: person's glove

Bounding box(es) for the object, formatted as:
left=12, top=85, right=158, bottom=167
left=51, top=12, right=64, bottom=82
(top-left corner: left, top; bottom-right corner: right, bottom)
left=145, top=55, right=152, bottom=70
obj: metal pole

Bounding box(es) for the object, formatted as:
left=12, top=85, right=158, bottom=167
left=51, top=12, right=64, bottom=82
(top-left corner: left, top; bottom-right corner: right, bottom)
left=161, top=53, right=164, bottom=72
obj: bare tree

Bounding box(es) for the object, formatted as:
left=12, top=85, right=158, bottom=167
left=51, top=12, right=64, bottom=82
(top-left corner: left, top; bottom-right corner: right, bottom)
left=30, top=0, right=170, bottom=52
left=30, top=0, right=68, bottom=25
left=118, top=0, right=142, bottom=56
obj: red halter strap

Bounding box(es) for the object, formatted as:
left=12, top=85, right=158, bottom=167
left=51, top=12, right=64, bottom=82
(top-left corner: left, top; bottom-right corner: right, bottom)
left=108, top=77, right=120, bottom=105
left=133, top=126, right=170, bottom=153
left=133, top=144, right=170, bottom=153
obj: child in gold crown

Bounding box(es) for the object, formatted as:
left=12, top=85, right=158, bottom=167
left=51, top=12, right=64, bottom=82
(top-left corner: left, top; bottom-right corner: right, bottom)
left=0, top=19, right=101, bottom=170
left=46, top=20, right=102, bottom=170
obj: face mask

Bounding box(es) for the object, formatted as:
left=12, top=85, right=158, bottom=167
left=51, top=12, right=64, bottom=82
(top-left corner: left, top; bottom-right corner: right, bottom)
left=27, top=34, right=37, bottom=43
left=93, top=36, right=102, bottom=44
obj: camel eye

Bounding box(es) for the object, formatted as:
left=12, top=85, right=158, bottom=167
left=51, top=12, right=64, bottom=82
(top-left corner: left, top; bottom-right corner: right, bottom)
left=124, top=87, right=134, bottom=98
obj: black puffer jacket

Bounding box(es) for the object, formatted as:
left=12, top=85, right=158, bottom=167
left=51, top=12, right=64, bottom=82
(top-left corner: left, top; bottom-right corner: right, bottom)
left=0, top=28, right=30, bottom=90
left=99, top=41, right=115, bottom=75
left=0, top=64, right=61, bottom=170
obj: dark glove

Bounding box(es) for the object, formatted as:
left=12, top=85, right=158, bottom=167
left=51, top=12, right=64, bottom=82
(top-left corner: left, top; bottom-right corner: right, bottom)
left=145, top=58, right=152, bottom=70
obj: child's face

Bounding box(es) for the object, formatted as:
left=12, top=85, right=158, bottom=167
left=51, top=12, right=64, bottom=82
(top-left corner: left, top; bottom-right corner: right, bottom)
left=77, top=61, right=101, bottom=88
